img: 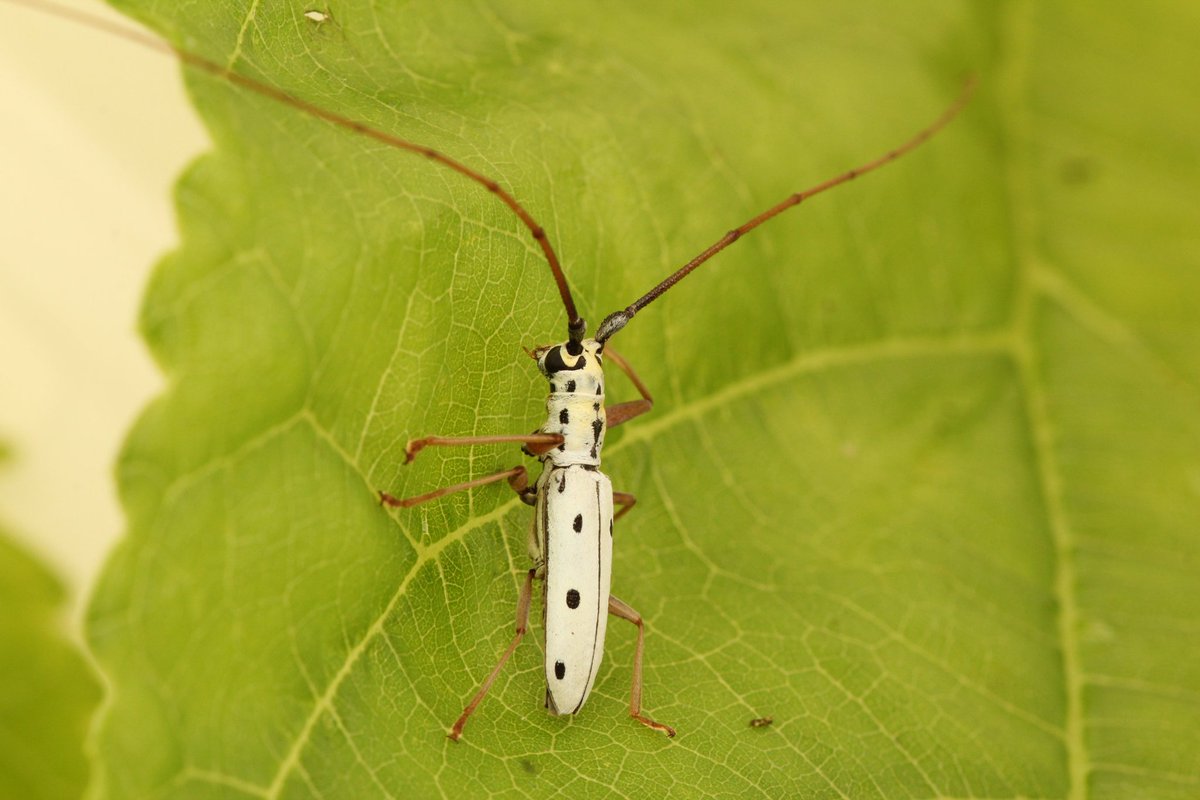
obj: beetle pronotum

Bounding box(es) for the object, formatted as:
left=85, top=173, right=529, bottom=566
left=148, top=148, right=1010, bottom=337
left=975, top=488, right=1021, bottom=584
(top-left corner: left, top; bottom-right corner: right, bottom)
left=11, top=0, right=974, bottom=741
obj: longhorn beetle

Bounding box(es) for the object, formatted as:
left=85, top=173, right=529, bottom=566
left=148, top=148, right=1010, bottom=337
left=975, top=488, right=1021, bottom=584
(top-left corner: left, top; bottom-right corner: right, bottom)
left=13, top=0, right=975, bottom=742
left=382, top=78, right=974, bottom=739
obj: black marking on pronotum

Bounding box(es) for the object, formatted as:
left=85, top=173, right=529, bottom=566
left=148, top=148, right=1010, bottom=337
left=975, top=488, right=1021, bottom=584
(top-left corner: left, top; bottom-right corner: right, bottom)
left=566, top=589, right=581, bottom=609
left=559, top=408, right=569, bottom=425
left=566, top=380, right=576, bottom=393
left=573, top=514, right=583, bottom=533
left=544, top=346, right=585, bottom=374
left=550, top=383, right=557, bottom=393
left=589, top=418, right=603, bottom=459
left=554, top=661, right=566, bottom=680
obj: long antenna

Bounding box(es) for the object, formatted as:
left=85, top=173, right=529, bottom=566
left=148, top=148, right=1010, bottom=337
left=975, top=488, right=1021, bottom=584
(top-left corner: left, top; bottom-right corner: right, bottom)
left=594, top=76, right=977, bottom=343
left=5, top=0, right=585, bottom=338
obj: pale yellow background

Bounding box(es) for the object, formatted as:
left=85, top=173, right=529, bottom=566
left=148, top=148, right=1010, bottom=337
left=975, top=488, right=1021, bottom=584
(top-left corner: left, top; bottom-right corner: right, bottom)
left=0, top=0, right=206, bottom=620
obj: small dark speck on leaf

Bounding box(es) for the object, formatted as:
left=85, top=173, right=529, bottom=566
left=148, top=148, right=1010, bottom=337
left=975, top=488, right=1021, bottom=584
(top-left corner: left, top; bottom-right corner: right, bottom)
left=1059, top=156, right=1098, bottom=186
left=749, top=716, right=774, bottom=728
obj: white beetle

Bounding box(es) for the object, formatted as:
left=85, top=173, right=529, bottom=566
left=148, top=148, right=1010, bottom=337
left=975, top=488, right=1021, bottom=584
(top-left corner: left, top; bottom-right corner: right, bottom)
left=380, top=76, right=973, bottom=740
left=17, top=0, right=974, bottom=742
left=385, top=325, right=674, bottom=738
left=528, top=340, right=615, bottom=718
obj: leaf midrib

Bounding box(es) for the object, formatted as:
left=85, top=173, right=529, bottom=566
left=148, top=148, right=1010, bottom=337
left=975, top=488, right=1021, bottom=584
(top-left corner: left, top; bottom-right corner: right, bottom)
left=1000, top=1, right=1087, bottom=797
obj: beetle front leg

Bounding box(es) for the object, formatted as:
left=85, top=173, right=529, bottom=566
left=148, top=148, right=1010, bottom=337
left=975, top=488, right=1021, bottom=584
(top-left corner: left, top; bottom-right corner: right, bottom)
left=604, top=347, right=654, bottom=428
left=608, top=595, right=676, bottom=737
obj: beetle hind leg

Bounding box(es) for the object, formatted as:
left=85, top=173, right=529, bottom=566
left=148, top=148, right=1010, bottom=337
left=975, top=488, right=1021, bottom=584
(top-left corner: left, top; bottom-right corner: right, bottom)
left=608, top=594, right=676, bottom=738
left=448, top=568, right=537, bottom=741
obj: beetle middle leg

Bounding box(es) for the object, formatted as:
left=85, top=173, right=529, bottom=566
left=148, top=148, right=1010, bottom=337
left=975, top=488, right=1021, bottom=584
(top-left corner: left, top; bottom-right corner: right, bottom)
left=448, top=568, right=537, bottom=741
left=608, top=595, right=676, bottom=737
left=613, top=491, right=637, bottom=522
left=381, top=429, right=562, bottom=507
left=380, top=464, right=535, bottom=508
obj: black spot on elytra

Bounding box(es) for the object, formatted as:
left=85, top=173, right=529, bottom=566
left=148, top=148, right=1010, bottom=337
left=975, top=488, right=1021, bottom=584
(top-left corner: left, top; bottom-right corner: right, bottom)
left=573, top=514, right=583, bottom=532
left=554, top=661, right=566, bottom=680
left=596, top=385, right=602, bottom=396
left=593, top=402, right=600, bottom=412
left=566, top=380, right=576, bottom=392
left=592, top=419, right=603, bottom=442
left=557, top=475, right=567, bottom=493
left=559, top=408, right=569, bottom=424
left=566, top=589, right=580, bottom=609
left=609, top=519, right=613, bottom=537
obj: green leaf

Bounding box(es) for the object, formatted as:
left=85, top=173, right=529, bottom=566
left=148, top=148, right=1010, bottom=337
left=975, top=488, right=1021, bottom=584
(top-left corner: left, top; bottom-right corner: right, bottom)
left=87, top=1, right=1199, bottom=797
left=0, top=527, right=100, bottom=799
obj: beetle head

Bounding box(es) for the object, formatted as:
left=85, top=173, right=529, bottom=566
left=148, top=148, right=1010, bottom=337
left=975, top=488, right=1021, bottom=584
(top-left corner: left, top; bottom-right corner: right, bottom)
left=531, top=338, right=605, bottom=390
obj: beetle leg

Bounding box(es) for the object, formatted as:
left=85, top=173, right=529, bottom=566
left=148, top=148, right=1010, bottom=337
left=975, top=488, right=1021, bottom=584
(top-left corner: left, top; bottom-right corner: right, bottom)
left=403, top=433, right=562, bottom=464
left=612, top=491, right=637, bottom=522
left=449, top=569, right=537, bottom=741
left=608, top=595, right=676, bottom=737
left=604, top=347, right=654, bottom=428
left=380, top=465, right=533, bottom=508
left=605, top=400, right=652, bottom=428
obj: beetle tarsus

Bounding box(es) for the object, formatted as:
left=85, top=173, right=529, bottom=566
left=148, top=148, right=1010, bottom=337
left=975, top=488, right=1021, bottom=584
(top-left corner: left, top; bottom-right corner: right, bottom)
left=634, top=714, right=676, bottom=738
